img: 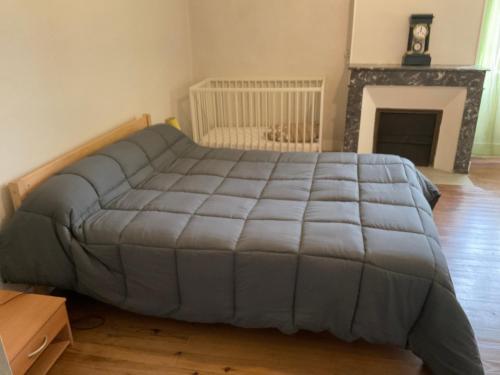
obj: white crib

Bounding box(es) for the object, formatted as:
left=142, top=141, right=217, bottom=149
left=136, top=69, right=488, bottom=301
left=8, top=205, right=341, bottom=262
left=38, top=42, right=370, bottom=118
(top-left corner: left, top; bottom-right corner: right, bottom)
left=189, top=78, right=325, bottom=152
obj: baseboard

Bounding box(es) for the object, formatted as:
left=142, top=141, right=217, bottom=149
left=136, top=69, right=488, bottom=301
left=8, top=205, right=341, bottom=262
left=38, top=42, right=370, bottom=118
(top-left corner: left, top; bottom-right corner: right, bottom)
left=322, top=139, right=343, bottom=152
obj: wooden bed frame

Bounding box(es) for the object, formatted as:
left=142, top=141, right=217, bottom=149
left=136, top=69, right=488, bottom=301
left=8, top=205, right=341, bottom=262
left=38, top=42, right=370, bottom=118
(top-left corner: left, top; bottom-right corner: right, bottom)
left=8, top=113, right=151, bottom=210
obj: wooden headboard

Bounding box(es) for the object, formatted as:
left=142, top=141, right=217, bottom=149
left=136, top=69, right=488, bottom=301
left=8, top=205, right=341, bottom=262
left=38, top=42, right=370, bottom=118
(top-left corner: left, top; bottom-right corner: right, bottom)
left=8, top=113, right=151, bottom=210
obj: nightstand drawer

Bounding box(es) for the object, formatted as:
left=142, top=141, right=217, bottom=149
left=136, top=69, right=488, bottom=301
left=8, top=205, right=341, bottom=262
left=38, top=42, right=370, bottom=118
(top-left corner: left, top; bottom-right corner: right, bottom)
left=10, top=305, right=69, bottom=375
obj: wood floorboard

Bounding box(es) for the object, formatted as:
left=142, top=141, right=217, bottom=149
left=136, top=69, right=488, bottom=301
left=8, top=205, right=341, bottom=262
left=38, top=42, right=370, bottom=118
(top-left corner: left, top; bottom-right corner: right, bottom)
left=49, top=159, right=500, bottom=375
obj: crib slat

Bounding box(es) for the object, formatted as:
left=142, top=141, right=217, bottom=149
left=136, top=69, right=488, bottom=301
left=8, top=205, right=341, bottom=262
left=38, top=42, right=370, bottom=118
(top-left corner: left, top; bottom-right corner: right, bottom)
left=216, top=88, right=220, bottom=147
left=265, top=91, right=269, bottom=151
left=224, top=89, right=229, bottom=148
left=189, top=90, right=197, bottom=143
left=287, top=91, right=291, bottom=152
left=225, top=89, right=231, bottom=149
left=280, top=92, right=283, bottom=152
left=209, top=90, right=213, bottom=147
left=232, top=88, right=236, bottom=148
left=219, top=88, right=224, bottom=148
left=208, top=90, right=214, bottom=147
left=203, top=89, right=208, bottom=146
left=228, top=83, right=232, bottom=148
left=295, top=91, right=299, bottom=152
left=202, top=89, right=209, bottom=147
left=246, top=87, right=250, bottom=150
left=243, top=88, right=248, bottom=149
left=247, top=90, right=250, bottom=149
left=257, top=92, right=262, bottom=150
left=211, top=91, right=216, bottom=148
left=311, top=91, right=316, bottom=152
left=235, top=91, right=240, bottom=148
left=200, top=91, right=206, bottom=146
left=250, top=91, right=254, bottom=149
left=195, top=92, right=201, bottom=145
left=272, top=91, right=276, bottom=151
left=246, top=85, right=250, bottom=150
left=319, top=82, right=325, bottom=152
left=197, top=92, right=204, bottom=146
left=303, top=90, right=307, bottom=151
left=214, top=91, right=220, bottom=148
left=196, top=92, right=201, bottom=144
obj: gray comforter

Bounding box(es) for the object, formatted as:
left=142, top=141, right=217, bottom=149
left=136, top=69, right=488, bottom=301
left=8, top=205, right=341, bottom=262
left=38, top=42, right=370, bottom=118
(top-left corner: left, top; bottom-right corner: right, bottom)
left=0, top=124, right=483, bottom=374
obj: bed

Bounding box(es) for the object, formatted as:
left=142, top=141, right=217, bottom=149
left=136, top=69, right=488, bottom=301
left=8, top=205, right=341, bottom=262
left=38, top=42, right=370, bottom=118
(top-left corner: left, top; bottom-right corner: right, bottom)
left=0, top=115, right=483, bottom=374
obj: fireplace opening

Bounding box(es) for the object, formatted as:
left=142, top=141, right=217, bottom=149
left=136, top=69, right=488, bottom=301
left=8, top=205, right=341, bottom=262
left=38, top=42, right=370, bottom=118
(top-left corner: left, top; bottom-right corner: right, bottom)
left=374, top=109, right=442, bottom=166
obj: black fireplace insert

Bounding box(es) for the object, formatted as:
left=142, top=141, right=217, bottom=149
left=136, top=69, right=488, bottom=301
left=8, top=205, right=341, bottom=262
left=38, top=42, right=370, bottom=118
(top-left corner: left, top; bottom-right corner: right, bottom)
left=374, top=108, right=442, bottom=166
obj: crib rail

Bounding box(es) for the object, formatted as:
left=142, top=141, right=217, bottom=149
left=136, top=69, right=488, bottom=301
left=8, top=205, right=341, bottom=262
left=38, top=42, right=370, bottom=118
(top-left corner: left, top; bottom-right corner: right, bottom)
left=190, top=78, right=325, bottom=152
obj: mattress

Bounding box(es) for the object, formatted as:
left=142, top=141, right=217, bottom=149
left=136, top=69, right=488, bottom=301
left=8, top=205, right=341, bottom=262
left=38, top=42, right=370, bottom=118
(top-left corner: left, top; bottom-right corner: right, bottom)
left=0, top=124, right=483, bottom=374
left=198, top=126, right=321, bottom=152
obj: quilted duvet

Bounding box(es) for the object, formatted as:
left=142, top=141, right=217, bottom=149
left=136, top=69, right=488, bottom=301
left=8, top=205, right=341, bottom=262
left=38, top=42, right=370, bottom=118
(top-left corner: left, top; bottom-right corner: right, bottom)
left=0, top=124, right=483, bottom=374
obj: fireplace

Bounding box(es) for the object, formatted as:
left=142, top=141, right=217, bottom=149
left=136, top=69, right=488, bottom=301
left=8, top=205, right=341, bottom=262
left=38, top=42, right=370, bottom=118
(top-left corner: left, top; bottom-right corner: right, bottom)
left=374, top=109, right=442, bottom=166
left=343, top=65, right=486, bottom=173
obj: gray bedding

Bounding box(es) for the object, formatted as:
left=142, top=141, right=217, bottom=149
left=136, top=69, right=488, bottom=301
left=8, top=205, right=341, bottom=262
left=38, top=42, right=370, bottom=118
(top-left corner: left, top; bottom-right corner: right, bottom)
left=0, top=124, right=482, bottom=374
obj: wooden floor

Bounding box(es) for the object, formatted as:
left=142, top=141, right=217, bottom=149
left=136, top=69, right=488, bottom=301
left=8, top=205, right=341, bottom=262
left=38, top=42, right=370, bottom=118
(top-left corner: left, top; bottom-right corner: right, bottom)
left=50, top=158, right=500, bottom=375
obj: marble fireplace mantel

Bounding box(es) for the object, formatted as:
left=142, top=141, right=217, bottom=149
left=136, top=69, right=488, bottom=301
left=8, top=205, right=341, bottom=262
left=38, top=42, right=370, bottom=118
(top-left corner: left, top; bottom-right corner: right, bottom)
left=343, top=64, right=486, bottom=173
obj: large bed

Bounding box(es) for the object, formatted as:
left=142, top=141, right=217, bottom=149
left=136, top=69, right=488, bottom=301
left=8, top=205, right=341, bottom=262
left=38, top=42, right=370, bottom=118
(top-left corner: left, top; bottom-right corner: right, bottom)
left=0, top=116, right=483, bottom=374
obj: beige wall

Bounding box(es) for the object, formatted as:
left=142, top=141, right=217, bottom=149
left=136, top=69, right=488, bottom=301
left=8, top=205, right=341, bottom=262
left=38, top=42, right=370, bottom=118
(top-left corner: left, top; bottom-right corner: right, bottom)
left=0, top=0, right=488, bottom=228
left=350, top=0, right=485, bottom=65
left=188, top=0, right=353, bottom=152
left=188, top=0, right=485, bottom=152
left=0, top=0, right=193, bottom=227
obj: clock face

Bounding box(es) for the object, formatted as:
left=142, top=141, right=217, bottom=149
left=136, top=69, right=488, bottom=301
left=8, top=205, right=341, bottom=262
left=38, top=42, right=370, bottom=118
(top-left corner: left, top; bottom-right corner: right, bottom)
left=413, top=24, right=428, bottom=40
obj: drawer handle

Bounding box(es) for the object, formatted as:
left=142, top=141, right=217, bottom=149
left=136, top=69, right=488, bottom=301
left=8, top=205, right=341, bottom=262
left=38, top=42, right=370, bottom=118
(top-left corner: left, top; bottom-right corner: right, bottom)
left=27, top=336, right=48, bottom=358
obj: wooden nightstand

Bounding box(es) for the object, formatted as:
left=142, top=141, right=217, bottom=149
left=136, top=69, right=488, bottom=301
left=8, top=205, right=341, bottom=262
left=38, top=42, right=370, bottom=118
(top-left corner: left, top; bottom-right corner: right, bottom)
left=0, top=290, right=73, bottom=374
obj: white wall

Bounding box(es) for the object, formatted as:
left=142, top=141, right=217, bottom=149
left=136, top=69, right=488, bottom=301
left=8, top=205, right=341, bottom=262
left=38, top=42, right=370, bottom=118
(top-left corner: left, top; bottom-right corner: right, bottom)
left=0, top=0, right=193, bottom=227
left=188, top=0, right=353, bottom=152
left=350, top=0, right=485, bottom=65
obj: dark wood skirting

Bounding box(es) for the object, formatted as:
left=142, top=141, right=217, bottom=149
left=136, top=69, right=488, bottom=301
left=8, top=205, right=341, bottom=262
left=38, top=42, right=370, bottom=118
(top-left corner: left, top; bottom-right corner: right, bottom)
left=343, top=66, right=486, bottom=173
